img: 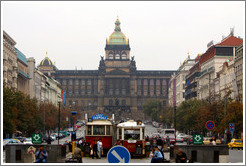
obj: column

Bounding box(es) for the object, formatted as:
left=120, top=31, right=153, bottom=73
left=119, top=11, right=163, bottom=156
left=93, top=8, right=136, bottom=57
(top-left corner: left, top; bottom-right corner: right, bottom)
left=122, top=128, right=124, bottom=140
left=140, top=127, right=143, bottom=140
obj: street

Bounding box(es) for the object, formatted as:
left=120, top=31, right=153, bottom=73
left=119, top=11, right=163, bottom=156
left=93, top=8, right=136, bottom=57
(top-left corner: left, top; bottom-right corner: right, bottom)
left=2, top=124, right=243, bottom=163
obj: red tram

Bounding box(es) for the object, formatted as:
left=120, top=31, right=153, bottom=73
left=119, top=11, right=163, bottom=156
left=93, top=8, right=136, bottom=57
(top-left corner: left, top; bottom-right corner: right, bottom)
left=117, top=120, right=146, bottom=157
left=85, top=113, right=113, bottom=154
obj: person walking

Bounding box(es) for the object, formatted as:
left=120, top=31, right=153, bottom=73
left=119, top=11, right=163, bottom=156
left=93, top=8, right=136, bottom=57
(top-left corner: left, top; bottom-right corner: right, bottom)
left=46, top=135, right=52, bottom=144
left=156, top=135, right=163, bottom=150
left=91, top=139, right=98, bottom=159
left=35, top=145, right=48, bottom=163
left=151, top=146, right=163, bottom=163
left=166, top=136, right=170, bottom=147
left=97, top=139, right=103, bottom=159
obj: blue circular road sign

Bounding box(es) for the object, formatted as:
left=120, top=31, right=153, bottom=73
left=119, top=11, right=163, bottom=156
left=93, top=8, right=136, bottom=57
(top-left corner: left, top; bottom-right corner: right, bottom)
left=107, top=146, right=131, bottom=163
left=206, top=120, right=215, bottom=130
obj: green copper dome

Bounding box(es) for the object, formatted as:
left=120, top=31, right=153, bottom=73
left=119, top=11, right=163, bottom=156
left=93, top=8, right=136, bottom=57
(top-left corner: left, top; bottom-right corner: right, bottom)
left=107, top=17, right=128, bottom=45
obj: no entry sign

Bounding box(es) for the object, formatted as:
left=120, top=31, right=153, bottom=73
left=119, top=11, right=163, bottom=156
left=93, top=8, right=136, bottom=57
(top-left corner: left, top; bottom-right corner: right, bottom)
left=205, top=120, right=215, bottom=130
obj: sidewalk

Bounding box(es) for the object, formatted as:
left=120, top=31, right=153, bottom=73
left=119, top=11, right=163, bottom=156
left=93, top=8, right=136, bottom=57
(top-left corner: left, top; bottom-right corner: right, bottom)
left=64, top=152, right=170, bottom=163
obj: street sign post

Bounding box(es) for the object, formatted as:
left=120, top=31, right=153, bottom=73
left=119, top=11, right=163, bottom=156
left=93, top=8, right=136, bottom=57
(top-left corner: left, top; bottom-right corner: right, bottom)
left=205, top=120, right=215, bottom=130
left=229, top=123, right=235, bottom=136
left=31, top=133, right=42, bottom=144
left=193, top=134, right=203, bottom=144
left=107, top=146, right=131, bottom=163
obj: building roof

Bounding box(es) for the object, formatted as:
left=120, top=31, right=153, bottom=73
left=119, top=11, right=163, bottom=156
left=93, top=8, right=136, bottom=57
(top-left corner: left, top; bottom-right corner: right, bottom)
left=216, top=35, right=243, bottom=47
left=15, top=48, right=27, bottom=64
left=40, top=57, right=54, bottom=66
left=107, top=17, right=128, bottom=45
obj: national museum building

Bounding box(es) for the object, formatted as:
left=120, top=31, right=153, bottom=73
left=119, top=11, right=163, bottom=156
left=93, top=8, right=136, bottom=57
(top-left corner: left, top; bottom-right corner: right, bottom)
left=38, top=18, right=176, bottom=120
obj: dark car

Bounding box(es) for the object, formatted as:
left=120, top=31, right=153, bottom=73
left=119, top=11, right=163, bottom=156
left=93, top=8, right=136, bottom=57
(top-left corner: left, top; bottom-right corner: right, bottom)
left=14, top=137, right=25, bottom=143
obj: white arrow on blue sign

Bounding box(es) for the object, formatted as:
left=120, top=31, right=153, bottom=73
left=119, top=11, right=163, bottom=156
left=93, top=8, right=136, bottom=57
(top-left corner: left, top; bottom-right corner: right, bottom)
left=107, top=146, right=131, bottom=163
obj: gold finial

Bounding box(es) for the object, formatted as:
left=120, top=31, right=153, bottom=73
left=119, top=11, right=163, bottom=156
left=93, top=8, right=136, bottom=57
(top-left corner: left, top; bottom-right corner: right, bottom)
left=46, top=50, right=48, bottom=57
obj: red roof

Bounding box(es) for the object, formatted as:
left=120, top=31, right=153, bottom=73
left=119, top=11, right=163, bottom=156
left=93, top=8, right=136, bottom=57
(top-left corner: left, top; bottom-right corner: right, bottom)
left=199, top=46, right=216, bottom=65
left=216, top=35, right=243, bottom=46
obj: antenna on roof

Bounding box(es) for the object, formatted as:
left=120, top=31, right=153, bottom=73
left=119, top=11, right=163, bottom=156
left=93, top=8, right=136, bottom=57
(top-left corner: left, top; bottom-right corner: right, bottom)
left=230, top=27, right=234, bottom=36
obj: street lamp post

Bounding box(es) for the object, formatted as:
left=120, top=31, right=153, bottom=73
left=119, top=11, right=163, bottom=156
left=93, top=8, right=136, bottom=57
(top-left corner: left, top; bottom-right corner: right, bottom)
left=57, top=98, right=62, bottom=145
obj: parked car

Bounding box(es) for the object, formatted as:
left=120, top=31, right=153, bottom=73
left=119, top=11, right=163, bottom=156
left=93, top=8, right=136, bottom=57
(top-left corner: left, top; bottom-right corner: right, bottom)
left=176, top=136, right=184, bottom=143
left=14, top=137, right=25, bottom=143
left=50, top=134, right=56, bottom=141
left=3, top=139, right=22, bottom=150
left=24, top=137, right=33, bottom=144
left=228, top=139, right=243, bottom=150
left=203, top=137, right=212, bottom=144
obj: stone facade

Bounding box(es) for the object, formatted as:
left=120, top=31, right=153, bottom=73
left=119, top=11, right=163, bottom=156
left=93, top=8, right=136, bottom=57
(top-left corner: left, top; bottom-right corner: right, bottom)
left=3, top=31, right=18, bottom=89
left=169, top=56, right=195, bottom=107
left=16, top=48, right=30, bottom=94
left=234, top=44, right=243, bottom=102
left=38, top=19, right=175, bottom=121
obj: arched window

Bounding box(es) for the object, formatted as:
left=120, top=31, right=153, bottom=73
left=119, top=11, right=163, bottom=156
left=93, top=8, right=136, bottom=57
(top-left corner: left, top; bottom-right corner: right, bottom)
left=115, top=54, right=120, bottom=59
left=109, top=54, right=113, bottom=59
left=122, top=53, right=127, bottom=59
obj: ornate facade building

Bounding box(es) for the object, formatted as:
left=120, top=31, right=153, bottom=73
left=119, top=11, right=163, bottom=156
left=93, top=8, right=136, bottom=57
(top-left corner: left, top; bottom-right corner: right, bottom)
left=38, top=18, right=175, bottom=120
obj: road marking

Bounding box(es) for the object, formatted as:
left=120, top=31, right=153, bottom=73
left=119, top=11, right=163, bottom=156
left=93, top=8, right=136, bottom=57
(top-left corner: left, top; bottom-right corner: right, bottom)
left=111, top=150, right=125, bottom=163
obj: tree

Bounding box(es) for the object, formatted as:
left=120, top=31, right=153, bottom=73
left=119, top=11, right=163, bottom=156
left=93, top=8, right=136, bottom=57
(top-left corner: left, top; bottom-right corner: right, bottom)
left=143, top=99, right=163, bottom=122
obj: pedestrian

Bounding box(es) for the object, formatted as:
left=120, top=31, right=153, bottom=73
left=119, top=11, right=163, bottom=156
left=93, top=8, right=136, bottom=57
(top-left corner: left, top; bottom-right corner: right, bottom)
left=72, top=144, right=83, bottom=163
left=35, top=145, right=48, bottom=163
left=91, top=139, right=98, bottom=159
left=97, top=138, right=103, bottom=159
left=46, top=135, right=52, bottom=144
left=166, top=136, right=170, bottom=147
left=150, top=146, right=163, bottom=163
left=175, top=149, right=187, bottom=163
left=156, top=135, right=163, bottom=150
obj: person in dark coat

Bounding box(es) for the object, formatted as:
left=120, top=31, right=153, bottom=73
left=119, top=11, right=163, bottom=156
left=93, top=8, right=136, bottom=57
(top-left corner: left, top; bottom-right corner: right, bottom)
left=91, top=139, right=98, bottom=159
left=176, top=149, right=187, bottom=163
left=156, top=136, right=163, bottom=150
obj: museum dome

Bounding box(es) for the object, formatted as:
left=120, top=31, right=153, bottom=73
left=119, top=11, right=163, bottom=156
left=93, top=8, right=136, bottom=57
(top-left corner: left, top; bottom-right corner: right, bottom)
left=40, top=56, right=54, bottom=66
left=107, top=17, right=128, bottom=45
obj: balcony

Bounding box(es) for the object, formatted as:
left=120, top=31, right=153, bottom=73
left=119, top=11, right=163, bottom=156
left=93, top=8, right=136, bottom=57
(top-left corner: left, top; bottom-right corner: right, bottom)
left=13, top=73, right=18, bottom=78
left=3, top=66, right=7, bottom=72
left=13, top=62, right=18, bottom=68
left=13, top=83, right=17, bottom=89
left=3, top=54, right=7, bottom=60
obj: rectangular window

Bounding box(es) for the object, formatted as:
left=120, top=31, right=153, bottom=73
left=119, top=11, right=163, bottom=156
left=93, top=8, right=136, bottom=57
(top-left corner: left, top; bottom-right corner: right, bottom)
left=122, top=89, right=126, bottom=95
left=69, top=79, right=73, bottom=85
left=75, top=79, right=79, bottom=85
left=62, top=80, right=67, bottom=85
left=81, top=79, right=85, bottom=85
left=87, top=79, right=91, bottom=85
left=137, top=79, right=142, bottom=85
left=106, top=126, right=110, bottom=135
left=88, top=125, right=91, bottom=135
left=93, top=126, right=105, bottom=135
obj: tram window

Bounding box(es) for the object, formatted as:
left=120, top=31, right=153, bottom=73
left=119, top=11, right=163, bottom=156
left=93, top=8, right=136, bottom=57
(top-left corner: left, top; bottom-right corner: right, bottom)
left=93, top=126, right=105, bottom=135
left=125, top=134, right=140, bottom=140
left=106, top=126, right=110, bottom=135
left=88, top=125, right=92, bottom=135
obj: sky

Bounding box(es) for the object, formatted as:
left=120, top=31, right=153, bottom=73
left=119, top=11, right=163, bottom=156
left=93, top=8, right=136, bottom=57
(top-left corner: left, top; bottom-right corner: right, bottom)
left=2, top=1, right=245, bottom=70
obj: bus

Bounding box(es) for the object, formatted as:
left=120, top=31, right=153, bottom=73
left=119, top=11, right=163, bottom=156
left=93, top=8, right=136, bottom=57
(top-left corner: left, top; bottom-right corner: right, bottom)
left=117, top=120, right=145, bottom=157
left=163, top=128, right=176, bottom=145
